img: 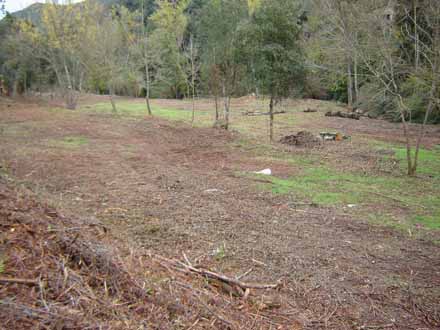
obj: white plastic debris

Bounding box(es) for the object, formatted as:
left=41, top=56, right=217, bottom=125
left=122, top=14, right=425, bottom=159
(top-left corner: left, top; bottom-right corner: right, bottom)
left=254, top=168, right=272, bottom=175
left=204, top=189, right=222, bottom=193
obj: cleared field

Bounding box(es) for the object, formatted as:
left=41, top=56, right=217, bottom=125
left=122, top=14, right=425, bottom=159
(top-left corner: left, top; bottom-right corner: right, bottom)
left=1, top=95, right=439, bottom=329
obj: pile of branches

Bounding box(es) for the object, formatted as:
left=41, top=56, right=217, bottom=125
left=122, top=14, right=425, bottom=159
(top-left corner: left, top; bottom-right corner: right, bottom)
left=325, top=111, right=360, bottom=120
left=0, top=178, right=299, bottom=329
left=279, top=131, right=322, bottom=148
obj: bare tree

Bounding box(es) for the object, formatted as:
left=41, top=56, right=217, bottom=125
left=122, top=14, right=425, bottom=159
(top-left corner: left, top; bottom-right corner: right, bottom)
left=360, top=0, right=440, bottom=176
left=141, top=0, right=153, bottom=115
left=185, top=34, right=200, bottom=125
left=311, top=0, right=363, bottom=107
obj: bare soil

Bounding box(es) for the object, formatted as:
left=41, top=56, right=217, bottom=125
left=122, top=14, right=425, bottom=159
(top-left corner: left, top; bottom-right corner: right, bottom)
left=0, top=96, right=439, bottom=329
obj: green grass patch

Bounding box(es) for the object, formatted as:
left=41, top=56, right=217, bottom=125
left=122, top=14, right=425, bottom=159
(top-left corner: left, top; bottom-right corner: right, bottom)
left=81, top=102, right=213, bottom=125
left=393, top=147, right=440, bottom=178
left=250, top=155, right=440, bottom=232
left=48, top=136, right=89, bottom=148
left=0, top=258, right=4, bottom=274
left=372, top=140, right=440, bottom=179
left=411, top=215, right=440, bottom=230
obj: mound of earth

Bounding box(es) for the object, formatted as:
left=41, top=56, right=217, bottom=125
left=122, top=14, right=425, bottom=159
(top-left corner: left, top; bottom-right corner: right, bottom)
left=279, top=131, right=321, bottom=147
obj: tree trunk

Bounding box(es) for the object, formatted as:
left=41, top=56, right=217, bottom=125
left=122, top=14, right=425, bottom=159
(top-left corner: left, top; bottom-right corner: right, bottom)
left=224, top=96, right=230, bottom=130
left=354, top=53, right=359, bottom=103
left=251, top=62, right=259, bottom=97
left=412, top=100, right=433, bottom=174
left=190, top=36, right=196, bottom=126
left=347, top=61, right=353, bottom=108
left=412, top=45, right=439, bottom=174
left=191, top=83, right=195, bottom=126
left=145, top=64, right=152, bottom=116
left=269, top=96, right=274, bottom=142
left=66, top=89, right=77, bottom=110
left=79, top=71, right=84, bottom=93
left=109, top=86, right=117, bottom=113
left=399, top=106, right=414, bottom=176
left=142, top=0, right=153, bottom=116
left=214, top=93, right=219, bottom=122
left=12, top=80, right=18, bottom=98
left=23, top=71, right=28, bottom=96
left=414, top=0, right=420, bottom=70
left=63, top=62, right=76, bottom=110
left=222, top=80, right=229, bottom=130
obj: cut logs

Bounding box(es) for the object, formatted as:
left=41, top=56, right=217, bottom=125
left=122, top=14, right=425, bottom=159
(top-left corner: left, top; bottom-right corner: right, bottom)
left=325, top=110, right=360, bottom=120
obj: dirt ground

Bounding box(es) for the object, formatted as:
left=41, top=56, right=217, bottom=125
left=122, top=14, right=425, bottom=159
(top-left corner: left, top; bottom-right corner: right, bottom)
left=1, top=96, right=439, bottom=329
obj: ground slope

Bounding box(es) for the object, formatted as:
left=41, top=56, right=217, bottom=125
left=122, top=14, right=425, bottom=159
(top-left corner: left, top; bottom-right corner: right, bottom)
left=0, top=96, right=439, bottom=329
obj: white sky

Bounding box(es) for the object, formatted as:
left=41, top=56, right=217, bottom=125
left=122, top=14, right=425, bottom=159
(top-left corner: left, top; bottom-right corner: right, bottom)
left=2, top=0, right=83, bottom=16
left=5, top=0, right=45, bottom=14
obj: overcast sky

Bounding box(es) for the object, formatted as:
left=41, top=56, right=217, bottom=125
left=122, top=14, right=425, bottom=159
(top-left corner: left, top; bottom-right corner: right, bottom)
left=2, top=0, right=83, bottom=17
left=4, top=0, right=44, bottom=14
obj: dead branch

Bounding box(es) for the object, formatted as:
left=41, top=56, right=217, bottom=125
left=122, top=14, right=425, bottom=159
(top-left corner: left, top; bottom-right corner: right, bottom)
left=242, top=111, right=286, bottom=116
left=154, top=255, right=279, bottom=290
left=0, top=277, right=39, bottom=285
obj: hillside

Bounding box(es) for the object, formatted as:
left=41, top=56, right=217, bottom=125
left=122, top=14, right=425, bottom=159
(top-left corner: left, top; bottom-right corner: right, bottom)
left=8, top=0, right=155, bottom=24
left=9, top=2, right=45, bottom=24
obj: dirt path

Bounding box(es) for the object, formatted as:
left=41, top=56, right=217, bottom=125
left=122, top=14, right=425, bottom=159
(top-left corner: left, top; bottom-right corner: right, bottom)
left=1, top=98, right=439, bottom=329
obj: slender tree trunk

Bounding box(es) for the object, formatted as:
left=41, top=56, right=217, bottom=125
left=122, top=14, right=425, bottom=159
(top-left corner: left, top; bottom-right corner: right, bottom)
left=224, top=96, right=230, bottom=130
left=12, top=80, right=18, bottom=98
left=142, top=0, right=153, bottom=116
left=145, top=63, right=152, bottom=116
left=79, top=71, right=84, bottom=93
left=109, top=85, right=117, bottom=113
left=214, top=93, right=219, bottom=122
left=23, top=72, right=28, bottom=96
left=63, top=62, right=76, bottom=110
left=191, top=83, right=195, bottom=126
left=190, top=36, right=196, bottom=126
left=412, top=100, right=434, bottom=174
left=412, top=23, right=439, bottom=175
left=269, top=96, right=274, bottom=142
left=354, top=53, right=359, bottom=104
left=251, top=62, right=259, bottom=97
left=347, top=61, right=353, bottom=108
left=398, top=103, right=414, bottom=176
left=414, top=0, right=420, bottom=70
left=222, top=80, right=229, bottom=130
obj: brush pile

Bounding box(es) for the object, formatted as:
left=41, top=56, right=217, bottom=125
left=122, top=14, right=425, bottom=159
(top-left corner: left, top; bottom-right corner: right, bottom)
left=0, top=177, right=300, bottom=329
left=279, top=131, right=322, bottom=148
left=325, top=111, right=360, bottom=120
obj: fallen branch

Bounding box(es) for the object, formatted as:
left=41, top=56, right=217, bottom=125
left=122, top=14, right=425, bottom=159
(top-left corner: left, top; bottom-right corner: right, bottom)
left=242, top=111, right=286, bottom=116
left=0, top=277, right=38, bottom=285
left=154, top=255, right=279, bottom=290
